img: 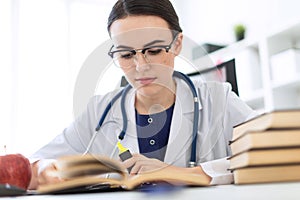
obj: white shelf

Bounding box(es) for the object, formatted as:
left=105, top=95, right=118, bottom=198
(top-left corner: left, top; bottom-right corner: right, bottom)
left=192, top=38, right=258, bottom=70
left=192, top=21, right=300, bottom=112
left=242, top=89, right=264, bottom=111
left=267, top=21, right=300, bottom=56
left=272, top=76, right=300, bottom=91
left=241, top=88, right=264, bottom=103
left=272, top=76, right=300, bottom=110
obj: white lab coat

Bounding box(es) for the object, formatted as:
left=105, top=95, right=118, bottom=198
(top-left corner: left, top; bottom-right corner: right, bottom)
left=30, top=77, right=257, bottom=185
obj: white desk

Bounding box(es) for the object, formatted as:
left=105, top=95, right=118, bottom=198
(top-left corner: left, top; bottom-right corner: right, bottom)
left=2, top=182, right=300, bottom=200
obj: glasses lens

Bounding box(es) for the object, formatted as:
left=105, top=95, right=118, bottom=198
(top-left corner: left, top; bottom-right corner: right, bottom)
left=111, top=50, right=135, bottom=68
left=144, top=47, right=166, bottom=61
left=111, top=47, right=168, bottom=68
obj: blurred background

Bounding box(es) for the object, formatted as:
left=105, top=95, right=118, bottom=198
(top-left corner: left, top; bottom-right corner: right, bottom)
left=1, top=0, right=300, bottom=156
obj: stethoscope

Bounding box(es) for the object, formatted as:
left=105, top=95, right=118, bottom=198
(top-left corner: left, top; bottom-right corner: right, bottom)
left=83, top=70, right=199, bottom=167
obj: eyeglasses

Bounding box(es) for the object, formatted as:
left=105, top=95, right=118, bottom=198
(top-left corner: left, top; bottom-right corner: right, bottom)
left=108, top=34, right=178, bottom=68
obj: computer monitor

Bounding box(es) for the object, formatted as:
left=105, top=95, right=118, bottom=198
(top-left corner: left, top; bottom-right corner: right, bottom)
left=187, top=59, right=239, bottom=96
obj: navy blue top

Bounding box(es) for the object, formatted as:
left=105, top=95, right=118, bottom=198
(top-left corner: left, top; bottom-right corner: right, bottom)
left=135, top=104, right=175, bottom=161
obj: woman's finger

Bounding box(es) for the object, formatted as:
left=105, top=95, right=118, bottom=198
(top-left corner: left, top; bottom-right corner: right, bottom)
left=122, top=153, right=145, bottom=169
left=38, top=163, right=62, bottom=185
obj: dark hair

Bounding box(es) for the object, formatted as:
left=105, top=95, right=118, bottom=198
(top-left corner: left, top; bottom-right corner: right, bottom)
left=107, top=0, right=182, bottom=35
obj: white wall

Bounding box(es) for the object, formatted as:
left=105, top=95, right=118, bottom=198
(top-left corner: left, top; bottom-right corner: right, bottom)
left=172, top=0, right=300, bottom=45
left=0, top=0, right=117, bottom=156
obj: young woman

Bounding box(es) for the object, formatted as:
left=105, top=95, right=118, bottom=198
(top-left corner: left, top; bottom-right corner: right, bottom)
left=29, top=0, right=257, bottom=189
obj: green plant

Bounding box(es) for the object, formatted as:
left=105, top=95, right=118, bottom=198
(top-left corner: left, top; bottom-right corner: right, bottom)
left=234, top=24, right=246, bottom=41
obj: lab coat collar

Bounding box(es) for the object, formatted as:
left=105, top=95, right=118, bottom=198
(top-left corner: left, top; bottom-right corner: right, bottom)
left=173, top=77, right=202, bottom=113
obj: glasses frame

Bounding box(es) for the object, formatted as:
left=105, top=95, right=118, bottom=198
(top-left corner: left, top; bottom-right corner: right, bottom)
left=107, top=33, right=179, bottom=61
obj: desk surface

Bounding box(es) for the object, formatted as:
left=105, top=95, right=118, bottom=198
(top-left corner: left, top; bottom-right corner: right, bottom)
left=2, top=182, right=300, bottom=200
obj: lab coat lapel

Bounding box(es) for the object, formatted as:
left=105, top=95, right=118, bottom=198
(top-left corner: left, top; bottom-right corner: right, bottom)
left=110, top=77, right=202, bottom=166
left=164, top=78, right=201, bottom=167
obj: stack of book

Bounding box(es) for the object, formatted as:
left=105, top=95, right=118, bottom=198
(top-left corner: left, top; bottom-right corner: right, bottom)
left=229, top=110, right=300, bottom=184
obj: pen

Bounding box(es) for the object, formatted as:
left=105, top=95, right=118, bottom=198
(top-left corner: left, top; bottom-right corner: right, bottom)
left=117, top=141, right=133, bottom=173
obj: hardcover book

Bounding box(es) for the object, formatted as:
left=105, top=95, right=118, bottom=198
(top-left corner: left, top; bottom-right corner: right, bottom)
left=233, top=164, right=300, bottom=184
left=229, top=148, right=300, bottom=169
left=230, top=129, right=300, bottom=155
left=232, top=110, right=300, bottom=141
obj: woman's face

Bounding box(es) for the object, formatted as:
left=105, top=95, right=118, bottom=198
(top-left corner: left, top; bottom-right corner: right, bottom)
left=109, top=15, right=183, bottom=98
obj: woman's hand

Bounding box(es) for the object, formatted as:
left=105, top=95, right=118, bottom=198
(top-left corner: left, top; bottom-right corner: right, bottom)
left=122, top=154, right=169, bottom=175
left=29, top=160, right=63, bottom=189
left=37, top=162, right=63, bottom=185
left=122, top=154, right=212, bottom=182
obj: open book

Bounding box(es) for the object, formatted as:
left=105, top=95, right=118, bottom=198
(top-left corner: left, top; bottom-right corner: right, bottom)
left=37, top=154, right=211, bottom=194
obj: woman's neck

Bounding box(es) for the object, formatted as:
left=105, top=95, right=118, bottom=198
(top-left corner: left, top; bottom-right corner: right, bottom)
left=135, top=82, right=176, bottom=115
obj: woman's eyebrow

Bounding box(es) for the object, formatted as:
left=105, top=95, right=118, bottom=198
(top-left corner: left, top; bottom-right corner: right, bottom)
left=115, top=39, right=166, bottom=49
left=116, top=45, right=133, bottom=49
left=143, top=40, right=166, bottom=47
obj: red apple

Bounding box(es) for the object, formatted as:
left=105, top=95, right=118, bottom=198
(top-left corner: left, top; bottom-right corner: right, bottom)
left=0, top=154, right=32, bottom=190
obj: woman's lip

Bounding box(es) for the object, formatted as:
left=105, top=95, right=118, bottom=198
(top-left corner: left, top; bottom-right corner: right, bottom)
left=135, top=77, right=157, bottom=85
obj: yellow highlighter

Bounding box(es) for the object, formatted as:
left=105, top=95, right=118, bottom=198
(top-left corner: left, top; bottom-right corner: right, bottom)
left=117, top=141, right=133, bottom=173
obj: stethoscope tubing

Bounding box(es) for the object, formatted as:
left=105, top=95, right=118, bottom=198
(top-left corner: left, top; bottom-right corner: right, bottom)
left=88, top=71, right=199, bottom=167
